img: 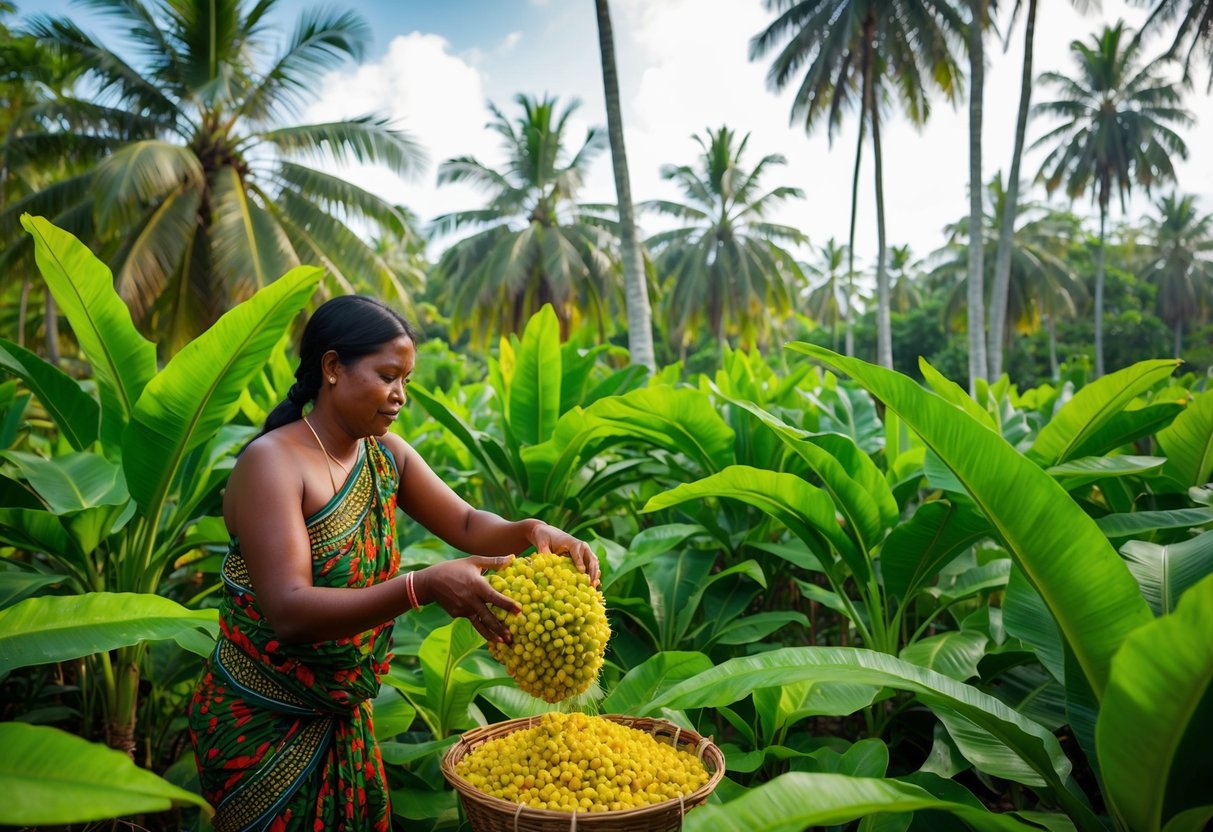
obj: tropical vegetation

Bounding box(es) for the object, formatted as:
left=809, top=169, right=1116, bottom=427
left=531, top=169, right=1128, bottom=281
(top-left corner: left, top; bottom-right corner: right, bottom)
left=2, top=0, right=1213, bottom=831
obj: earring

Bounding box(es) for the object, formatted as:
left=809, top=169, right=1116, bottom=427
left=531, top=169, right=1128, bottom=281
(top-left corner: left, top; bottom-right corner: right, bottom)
left=329, top=376, right=336, bottom=384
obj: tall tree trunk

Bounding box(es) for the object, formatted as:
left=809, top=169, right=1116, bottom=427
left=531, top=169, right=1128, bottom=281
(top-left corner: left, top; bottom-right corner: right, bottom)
left=1094, top=204, right=1106, bottom=377
left=988, top=0, right=1037, bottom=379
left=1174, top=319, right=1182, bottom=358
left=595, top=0, right=655, bottom=370
left=845, top=110, right=866, bottom=358
left=967, top=0, right=988, bottom=392
left=872, top=100, right=892, bottom=370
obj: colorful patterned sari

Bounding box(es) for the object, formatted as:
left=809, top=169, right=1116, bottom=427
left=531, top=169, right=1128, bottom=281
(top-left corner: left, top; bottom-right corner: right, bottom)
left=189, top=436, right=400, bottom=831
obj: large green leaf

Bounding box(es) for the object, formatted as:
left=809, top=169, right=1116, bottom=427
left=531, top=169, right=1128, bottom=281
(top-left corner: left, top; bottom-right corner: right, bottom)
left=505, top=304, right=561, bottom=446
left=710, top=385, right=895, bottom=551
left=0, top=508, right=80, bottom=566
left=900, top=631, right=989, bottom=681
left=21, top=215, right=156, bottom=448
left=1028, top=359, right=1180, bottom=466
left=1157, top=389, right=1213, bottom=489
left=643, top=646, right=1072, bottom=791
left=1069, top=401, right=1186, bottom=460
left=0, top=569, right=64, bottom=610
left=788, top=344, right=1152, bottom=699
left=644, top=465, right=862, bottom=580
left=1097, top=574, right=1213, bottom=832
left=0, top=338, right=98, bottom=450
left=1120, top=531, right=1213, bottom=615
left=0, top=723, right=211, bottom=824
left=601, top=650, right=713, bottom=714
left=0, top=592, right=217, bottom=674
left=1096, top=508, right=1213, bottom=539
left=587, top=385, right=734, bottom=473
left=122, top=265, right=322, bottom=511
left=881, top=500, right=991, bottom=601
left=682, top=772, right=1047, bottom=832
left=0, top=451, right=127, bottom=515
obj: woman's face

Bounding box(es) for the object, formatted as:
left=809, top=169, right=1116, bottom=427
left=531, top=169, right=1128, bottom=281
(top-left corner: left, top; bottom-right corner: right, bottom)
left=331, top=335, right=415, bottom=437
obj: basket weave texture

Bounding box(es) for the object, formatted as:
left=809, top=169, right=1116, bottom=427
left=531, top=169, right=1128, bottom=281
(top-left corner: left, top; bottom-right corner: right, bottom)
left=440, top=714, right=725, bottom=832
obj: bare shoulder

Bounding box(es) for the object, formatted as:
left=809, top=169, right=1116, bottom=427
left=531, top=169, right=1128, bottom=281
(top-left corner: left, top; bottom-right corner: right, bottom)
left=224, top=428, right=307, bottom=534
left=232, top=429, right=305, bottom=485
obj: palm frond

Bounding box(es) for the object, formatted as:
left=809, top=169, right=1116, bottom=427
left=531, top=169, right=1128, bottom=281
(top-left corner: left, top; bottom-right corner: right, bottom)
left=111, top=180, right=202, bottom=322
left=209, top=165, right=299, bottom=298
left=239, top=8, right=370, bottom=122
left=91, top=140, right=203, bottom=236
left=256, top=115, right=426, bottom=178
left=274, top=161, right=411, bottom=236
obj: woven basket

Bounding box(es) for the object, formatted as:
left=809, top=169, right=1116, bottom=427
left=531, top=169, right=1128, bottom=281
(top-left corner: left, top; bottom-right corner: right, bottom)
left=441, top=714, right=725, bottom=832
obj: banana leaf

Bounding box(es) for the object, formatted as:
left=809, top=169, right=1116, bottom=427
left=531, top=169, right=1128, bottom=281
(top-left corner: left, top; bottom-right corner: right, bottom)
left=787, top=345, right=1152, bottom=700
left=1098, top=573, right=1213, bottom=832
left=0, top=722, right=211, bottom=824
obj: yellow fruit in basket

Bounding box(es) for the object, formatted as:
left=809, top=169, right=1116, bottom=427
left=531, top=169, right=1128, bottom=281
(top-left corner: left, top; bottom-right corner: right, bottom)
left=487, top=552, right=609, bottom=703
left=454, top=712, right=711, bottom=812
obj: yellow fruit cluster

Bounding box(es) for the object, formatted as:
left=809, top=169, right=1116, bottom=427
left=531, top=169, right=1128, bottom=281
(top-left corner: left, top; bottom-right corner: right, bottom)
left=488, top=552, right=609, bottom=703
left=455, top=712, right=711, bottom=812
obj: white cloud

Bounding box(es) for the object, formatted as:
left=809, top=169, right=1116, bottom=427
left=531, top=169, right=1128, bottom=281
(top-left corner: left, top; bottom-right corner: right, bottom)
left=305, top=32, right=502, bottom=239
left=301, top=2, right=1213, bottom=274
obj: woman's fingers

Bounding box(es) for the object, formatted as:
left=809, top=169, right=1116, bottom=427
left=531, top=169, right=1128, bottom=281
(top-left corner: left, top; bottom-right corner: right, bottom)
left=487, top=587, right=521, bottom=614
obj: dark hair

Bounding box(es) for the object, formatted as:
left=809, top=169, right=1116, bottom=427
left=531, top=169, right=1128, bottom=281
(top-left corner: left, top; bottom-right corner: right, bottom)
left=258, top=295, right=419, bottom=437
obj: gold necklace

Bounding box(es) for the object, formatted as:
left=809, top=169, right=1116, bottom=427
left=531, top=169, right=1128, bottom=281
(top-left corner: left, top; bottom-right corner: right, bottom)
left=303, top=415, right=351, bottom=493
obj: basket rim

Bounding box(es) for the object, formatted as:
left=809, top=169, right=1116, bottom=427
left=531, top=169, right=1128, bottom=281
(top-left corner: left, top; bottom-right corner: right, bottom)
left=440, top=713, right=725, bottom=821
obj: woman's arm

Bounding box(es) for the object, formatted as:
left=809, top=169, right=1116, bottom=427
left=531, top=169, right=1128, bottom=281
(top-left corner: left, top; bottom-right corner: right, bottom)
left=231, top=437, right=518, bottom=644
left=382, top=432, right=599, bottom=583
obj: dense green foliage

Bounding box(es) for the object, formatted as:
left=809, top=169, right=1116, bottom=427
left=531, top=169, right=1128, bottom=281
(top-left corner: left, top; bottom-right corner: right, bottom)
left=3, top=0, right=1213, bottom=829
left=2, top=220, right=1212, bottom=832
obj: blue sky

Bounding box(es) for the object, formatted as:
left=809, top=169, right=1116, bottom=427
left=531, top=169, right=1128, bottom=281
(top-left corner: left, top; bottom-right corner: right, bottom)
left=21, top=0, right=1213, bottom=278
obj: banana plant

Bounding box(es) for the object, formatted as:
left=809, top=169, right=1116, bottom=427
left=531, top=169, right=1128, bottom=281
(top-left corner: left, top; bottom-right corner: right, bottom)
left=746, top=346, right=1207, bottom=831
left=408, top=303, right=738, bottom=535
left=0, top=216, right=322, bottom=757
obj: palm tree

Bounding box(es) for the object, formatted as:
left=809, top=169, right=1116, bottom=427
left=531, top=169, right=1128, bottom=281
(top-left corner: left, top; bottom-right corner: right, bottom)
left=803, top=237, right=849, bottom=351
left=1142, top=193, right=1213, bottom=356
left=887, top=244, right=924, bottom=314
left=1033, top=21, right=1191, bottom=376
left=594, top=0, right=655, bottom=371
left=928, top=175, right=1085, bottom=376
left=988, top=0, right=1095, bottom=379
left=1138, top=0, right=1213, bottom=90
left=641, top=126, right=807, bottom=353
left=17, top=0, right=422, bottom=354
left=750, top=0, right=965, bottom=369
left=0, top=12, right=89, bottom=358
left=430, top=94, right=621, bottom=344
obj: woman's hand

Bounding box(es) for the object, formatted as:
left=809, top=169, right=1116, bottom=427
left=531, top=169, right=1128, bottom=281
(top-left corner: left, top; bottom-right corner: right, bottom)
left=527, top=523, right=600, bottom=586
left=413, top=556, right=521, bottom=644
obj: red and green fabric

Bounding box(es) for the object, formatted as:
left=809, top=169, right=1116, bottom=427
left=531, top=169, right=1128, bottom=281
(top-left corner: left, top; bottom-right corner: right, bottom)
left=189, top=437, right=401, bottom=831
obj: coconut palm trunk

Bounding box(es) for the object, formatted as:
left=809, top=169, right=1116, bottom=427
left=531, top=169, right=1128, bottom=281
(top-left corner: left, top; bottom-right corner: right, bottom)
left=872, top=91, right=892, bottom=370
left=989, top=0, right=1037, bottom=378
left=594, top=0, right=655, bottom=370
left=967, top=0, right=987, bottom=389
left=1094, top=202, right=1107, bottom=377
left=845, top=53, right=869, bottom=358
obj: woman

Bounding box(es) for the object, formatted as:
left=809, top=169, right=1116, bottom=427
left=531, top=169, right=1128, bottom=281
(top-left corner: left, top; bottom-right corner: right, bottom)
left=188, top=295, right=598, bottom=831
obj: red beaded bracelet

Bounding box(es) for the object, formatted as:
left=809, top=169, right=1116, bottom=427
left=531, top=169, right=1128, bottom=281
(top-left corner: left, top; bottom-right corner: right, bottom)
left=405, top=570, right=421, bottom=610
